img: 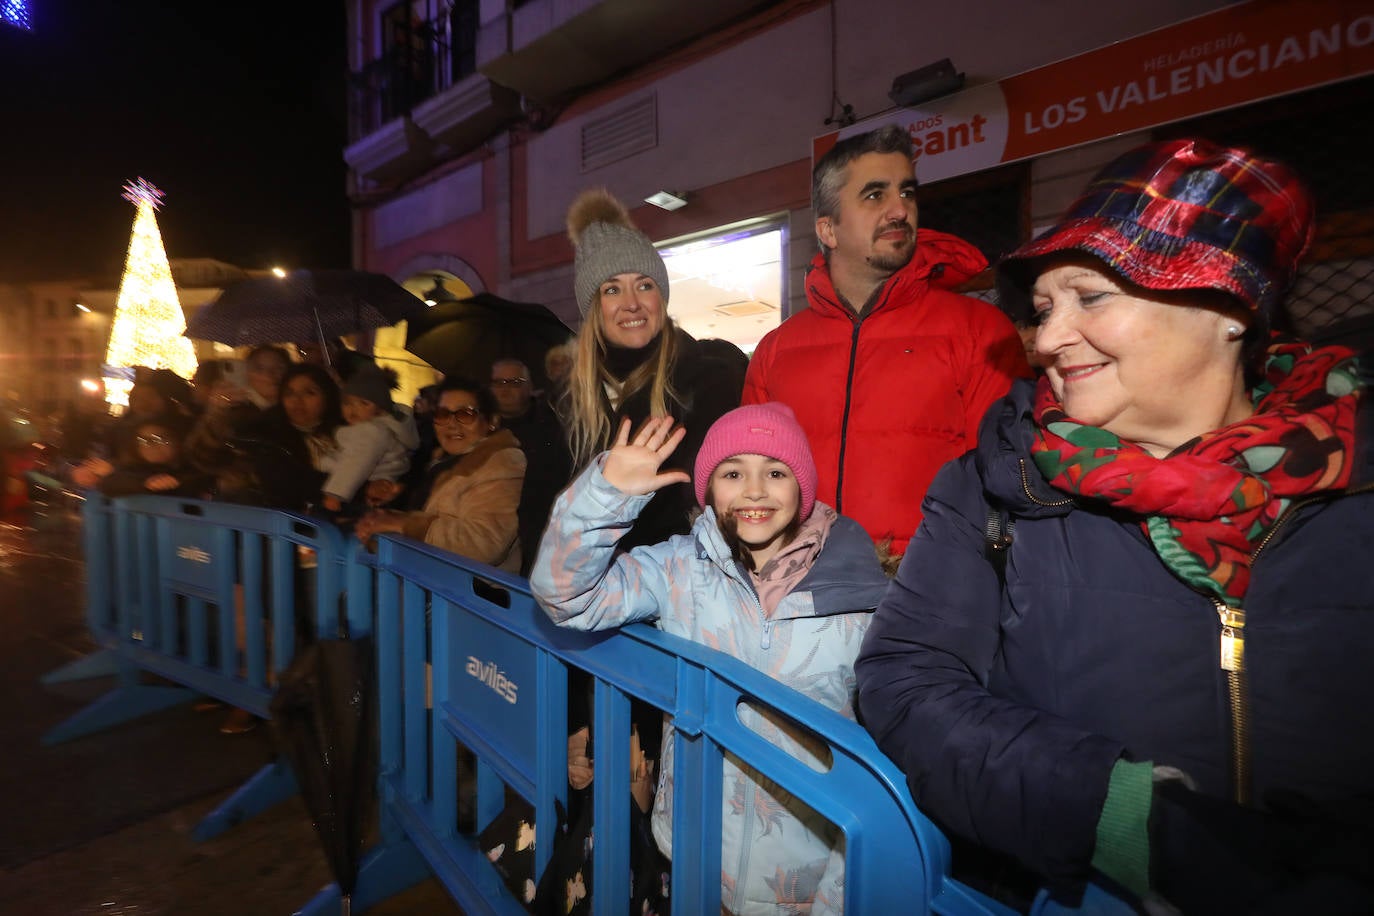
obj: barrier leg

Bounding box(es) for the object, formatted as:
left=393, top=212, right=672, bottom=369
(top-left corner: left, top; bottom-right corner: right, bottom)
left=294, top=840, right=431, bottom=916
left=193, top=758, right=299, bottom=841
left=41, top=659, right=196, bottom=746
left=40, top=647, right=120, bottom=685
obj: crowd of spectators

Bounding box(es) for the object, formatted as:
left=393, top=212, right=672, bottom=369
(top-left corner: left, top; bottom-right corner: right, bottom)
left=43, top=128, right=1374, bottom=914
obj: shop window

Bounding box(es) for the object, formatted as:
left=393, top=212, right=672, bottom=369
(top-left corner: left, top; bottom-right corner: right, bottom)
left=1156, top=77, right=1374, bottom=342
left=917, top=162, right=1028, bottom=289
left=659, top=221, right=787, bottom=355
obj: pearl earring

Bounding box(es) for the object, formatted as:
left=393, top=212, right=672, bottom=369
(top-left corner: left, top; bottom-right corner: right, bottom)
left=1226, top=325, right=1243, bottom=340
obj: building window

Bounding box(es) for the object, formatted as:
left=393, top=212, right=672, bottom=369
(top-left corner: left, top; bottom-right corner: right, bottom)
left=450, top=0, right=478, bottom=82
left=379, top=0, right=435, bottom=123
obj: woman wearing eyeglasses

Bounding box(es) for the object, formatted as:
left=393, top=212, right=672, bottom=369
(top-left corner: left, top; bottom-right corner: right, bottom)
left=97, top=411, right=212, bottom=498
left=354, top=376, right=526, bottom=572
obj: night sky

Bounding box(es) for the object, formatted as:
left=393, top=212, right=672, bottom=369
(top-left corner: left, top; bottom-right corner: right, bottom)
left=0, top=1, right=350, bottom=283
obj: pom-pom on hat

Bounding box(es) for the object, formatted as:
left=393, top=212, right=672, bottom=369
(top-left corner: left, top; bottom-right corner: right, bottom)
left=566, top=188, right=671, bottom=317
left=694, top=403, right=818, bottom=521
left=997, top=139, right=1314, bottom=326
left=343, top=364, right=398, bottom=412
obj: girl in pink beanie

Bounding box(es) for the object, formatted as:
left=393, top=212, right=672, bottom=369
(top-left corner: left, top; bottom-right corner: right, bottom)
left=531, top=403, right=888, bottom=915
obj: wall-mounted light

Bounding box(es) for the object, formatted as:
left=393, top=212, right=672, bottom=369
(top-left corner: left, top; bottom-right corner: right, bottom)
left=889, top=58, right=965, bottom=108
left=645, top=190, right=689, bottom=211
left=422, top=276, right=457, bottom=307
left=271, top=266, right=287, bottom=278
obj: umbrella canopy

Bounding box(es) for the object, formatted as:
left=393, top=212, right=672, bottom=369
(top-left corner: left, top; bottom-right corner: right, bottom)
left=270, top=637, right=376, bottom=908
left=404, top=293, right=573, bottom=386
left=185, top=269, right=426, bottom=346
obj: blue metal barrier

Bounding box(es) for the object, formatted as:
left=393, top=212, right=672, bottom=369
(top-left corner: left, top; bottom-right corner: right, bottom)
left=298, top=534, right=1025, bottom=916
left=42, top=494, right=357, bottom=841
left=52, top=499, right=1132, bottom=914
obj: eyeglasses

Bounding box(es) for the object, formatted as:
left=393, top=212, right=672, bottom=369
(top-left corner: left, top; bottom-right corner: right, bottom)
left=489, top=377, right=528, bottom=388
left=137, top=434, right=173, bottom=447
left=434, top=406, right=482, bottom=424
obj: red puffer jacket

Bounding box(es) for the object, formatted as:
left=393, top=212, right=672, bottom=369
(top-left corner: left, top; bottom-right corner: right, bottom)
left=743, top=229, right=1028, bottom=556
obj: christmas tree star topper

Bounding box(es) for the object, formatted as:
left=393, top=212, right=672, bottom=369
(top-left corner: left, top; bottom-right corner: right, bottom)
left=121, top=177, right=165, bottom=210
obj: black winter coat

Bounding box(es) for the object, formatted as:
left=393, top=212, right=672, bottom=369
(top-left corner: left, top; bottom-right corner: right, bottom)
left=599, top=328, right=748, bottom=551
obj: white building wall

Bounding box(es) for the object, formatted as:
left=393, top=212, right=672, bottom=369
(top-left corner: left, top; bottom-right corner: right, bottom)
left=521, top=0, right=1227, bottom=243
left=524, top=7, right=833, bottom=240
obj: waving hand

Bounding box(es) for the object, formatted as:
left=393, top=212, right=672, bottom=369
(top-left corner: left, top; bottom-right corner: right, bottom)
left=601, top=416, right=691, bottom=495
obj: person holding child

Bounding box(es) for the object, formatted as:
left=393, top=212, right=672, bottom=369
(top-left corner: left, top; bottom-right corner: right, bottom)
left=354, top=377, right=524, bottom=572
left=532, top=403, right=889, bottom=915
left=318, top=364, right=420, bottom=513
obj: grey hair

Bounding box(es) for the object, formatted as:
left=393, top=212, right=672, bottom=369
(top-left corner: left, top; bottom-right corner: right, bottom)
left=812, top=125, right=916, bottom=250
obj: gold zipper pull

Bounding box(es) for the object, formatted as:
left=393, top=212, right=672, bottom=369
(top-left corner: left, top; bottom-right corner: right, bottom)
left=1215, top=601, right=1246, bottom=672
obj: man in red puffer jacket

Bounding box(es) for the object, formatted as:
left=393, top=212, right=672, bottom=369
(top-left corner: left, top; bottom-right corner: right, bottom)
left=744, top=125, right=1029, bottom=562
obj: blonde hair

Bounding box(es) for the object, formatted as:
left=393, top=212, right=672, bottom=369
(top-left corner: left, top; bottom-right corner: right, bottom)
left=565, top=305, right=679, bottom=469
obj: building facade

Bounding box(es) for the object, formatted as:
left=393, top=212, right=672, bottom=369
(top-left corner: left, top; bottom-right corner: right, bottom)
left=344, top=0, right=1374, bottom=377
left=0, top=259, right=260, bottom=417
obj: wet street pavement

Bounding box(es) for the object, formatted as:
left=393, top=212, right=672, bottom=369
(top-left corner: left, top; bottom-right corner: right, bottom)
left=0, top=503, right=461, bottom=915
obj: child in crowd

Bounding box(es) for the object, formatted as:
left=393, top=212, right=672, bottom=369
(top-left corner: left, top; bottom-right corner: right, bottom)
left=97, top=412, right=211, bottom=499
left=531, top=403, right=889, bottom=915
left=318, top=364, right=420, bottom=513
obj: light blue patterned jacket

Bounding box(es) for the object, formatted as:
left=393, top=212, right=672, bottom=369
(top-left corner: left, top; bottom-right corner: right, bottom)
left=531, top=458, right=889, bottom=915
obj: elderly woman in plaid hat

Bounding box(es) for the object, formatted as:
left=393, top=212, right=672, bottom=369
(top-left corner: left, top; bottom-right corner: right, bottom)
left=856, top=140, right=1373, bottom=913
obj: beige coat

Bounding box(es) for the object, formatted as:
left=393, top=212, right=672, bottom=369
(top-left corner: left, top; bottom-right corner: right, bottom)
left=401, top=429, right=525, bottom=573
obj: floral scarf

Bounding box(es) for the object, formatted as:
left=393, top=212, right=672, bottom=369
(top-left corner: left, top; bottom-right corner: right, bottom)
left=1030, top=339, right=1362, bottom=606
left=751, top=503, right=837, bottom=616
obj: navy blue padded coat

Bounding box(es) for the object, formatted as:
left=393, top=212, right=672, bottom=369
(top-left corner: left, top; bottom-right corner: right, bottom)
left=855, top=377, right=1374, bottom=894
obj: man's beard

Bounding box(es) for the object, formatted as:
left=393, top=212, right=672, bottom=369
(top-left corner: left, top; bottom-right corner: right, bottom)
left=868, top=223, right=916, bottom=273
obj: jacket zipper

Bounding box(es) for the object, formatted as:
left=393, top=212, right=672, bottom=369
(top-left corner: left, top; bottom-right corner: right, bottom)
left=833, top=315, right=864, bottom=515
left=1211, top=481, right=1374, bottom=805
left=1018, top=458, right=1073, bottom=507
left=1211, top=597, right=1249, bottom=804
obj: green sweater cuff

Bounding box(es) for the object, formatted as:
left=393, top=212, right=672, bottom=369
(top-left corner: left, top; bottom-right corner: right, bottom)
left=1091, top=758, right=1154, bottom=898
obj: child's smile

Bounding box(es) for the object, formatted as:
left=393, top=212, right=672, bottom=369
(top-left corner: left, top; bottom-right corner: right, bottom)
left=711, top=454, right=800, bottom=568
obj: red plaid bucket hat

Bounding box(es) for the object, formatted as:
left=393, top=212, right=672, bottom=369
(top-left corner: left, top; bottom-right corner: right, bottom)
left=998, top=139, right=1315, bottom=323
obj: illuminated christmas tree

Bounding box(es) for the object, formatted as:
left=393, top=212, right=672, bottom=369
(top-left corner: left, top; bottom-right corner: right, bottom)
left=103, top=178, right=198, bottom=408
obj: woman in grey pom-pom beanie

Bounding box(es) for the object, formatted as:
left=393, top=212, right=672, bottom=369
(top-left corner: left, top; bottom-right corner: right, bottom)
left=518, top=190, right=749, bottom=916
left=559, top=187, right=748, bottom=551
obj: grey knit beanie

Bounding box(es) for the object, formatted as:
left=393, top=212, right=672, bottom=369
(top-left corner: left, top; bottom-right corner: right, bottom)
left=343, top=364, right=397, bottom=412
left=566, top=189, right=670, bottom=317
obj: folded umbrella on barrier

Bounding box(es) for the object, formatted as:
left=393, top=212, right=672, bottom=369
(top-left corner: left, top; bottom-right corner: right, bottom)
left=185, top=269, right=427, bottom=348
left=270, top=637, right=376, bottom=916
left=404, top=293, right=573, bottom=386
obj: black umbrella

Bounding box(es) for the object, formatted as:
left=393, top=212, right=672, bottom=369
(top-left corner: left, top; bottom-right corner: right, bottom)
left=270, top=637, right=376, bottom=915
left=404, top=293, right=573, bottom=386
left=186, top=270, right=426, bottom=346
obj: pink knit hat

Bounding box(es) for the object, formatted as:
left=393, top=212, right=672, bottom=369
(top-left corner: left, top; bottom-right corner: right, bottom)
left=694, top=403, right=818, bottom=521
